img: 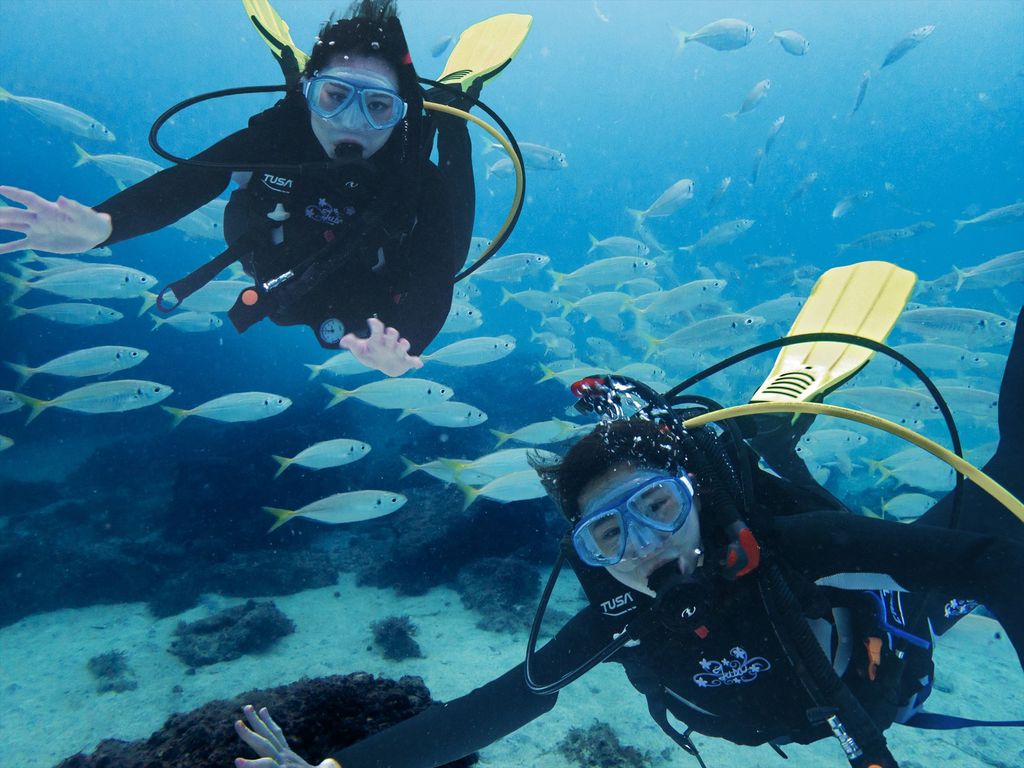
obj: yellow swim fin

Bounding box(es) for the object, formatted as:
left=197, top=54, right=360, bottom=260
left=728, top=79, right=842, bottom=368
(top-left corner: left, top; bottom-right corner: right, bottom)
left=436, top=13, right=533, bottom=97
left=750, top=260, right=917, bottom=405
left=242, top=0, right=309, bottom=82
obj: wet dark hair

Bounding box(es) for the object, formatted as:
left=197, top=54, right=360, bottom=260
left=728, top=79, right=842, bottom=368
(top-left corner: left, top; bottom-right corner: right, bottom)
left=534, top=417, right=746, bottom=534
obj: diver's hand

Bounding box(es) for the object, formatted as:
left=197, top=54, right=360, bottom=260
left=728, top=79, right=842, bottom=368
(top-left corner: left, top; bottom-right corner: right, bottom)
left=0, top=185, right=112, bottom=255
left=340, top=317, right=424, bottom=377
left=234, top=705, right=341, bottom=768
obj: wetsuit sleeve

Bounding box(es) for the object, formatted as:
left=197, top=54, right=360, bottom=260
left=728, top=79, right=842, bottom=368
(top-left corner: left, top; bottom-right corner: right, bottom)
left=776, top=511, right=1024, bottom=666
left=330, top=607, right=611, bottom=768
left=382, top=167, right=458, bottom=357
left=92, top=96, right=308, bottom=246
left=91, top=131, right=246, bottom=246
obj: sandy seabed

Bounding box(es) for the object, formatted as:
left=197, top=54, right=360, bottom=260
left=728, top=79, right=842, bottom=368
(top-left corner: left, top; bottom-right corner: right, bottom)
left=2, top=569, right=1022, bottom=768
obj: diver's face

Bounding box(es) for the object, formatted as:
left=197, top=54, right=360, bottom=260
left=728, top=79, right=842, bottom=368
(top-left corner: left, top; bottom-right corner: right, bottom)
left=308, top=54, right=400, bottom=160
left=577, top=463, right=702, bottom=598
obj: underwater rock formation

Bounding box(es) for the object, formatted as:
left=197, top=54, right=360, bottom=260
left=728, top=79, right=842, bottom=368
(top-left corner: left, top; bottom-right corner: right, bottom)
left=56, top=672, right=477, bottom=768
left=87, top=649, right=138, bottom=693
left=169, top=599, right=295, bottom=668
left=556, top=721, right=652, bottom=768
left=371, top=615, right=424, bottom=661
left=455, top=557, right=540, bottom=633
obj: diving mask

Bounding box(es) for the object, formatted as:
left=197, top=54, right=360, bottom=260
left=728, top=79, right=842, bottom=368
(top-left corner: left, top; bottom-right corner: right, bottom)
left=304, top=74, right=407, bottom=129
left=572, top=473, right=695, bottom=567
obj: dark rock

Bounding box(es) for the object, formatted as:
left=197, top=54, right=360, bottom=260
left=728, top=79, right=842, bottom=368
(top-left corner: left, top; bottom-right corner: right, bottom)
left=169, top=600, right=295, bottom=667
left=56, top=672, right=477, bottom=768
left=87, top=650, right=138, bottom=694
left=557, top=721, right=651, bottom=768
left=371, top=615, right=424, bottom=661
left=455, top=557, right=540, bottom=633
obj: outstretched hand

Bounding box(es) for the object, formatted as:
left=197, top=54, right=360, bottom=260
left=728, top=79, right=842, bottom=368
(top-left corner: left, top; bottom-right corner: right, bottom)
left=234, top=704, right=339, bottom=768
left=340, top=317, right=424, bottom=377
left=0, top=185, right=112, bottom=255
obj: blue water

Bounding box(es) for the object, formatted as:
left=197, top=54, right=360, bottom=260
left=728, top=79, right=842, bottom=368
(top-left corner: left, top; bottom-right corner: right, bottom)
left=1, top=1, right=1022, bottom=765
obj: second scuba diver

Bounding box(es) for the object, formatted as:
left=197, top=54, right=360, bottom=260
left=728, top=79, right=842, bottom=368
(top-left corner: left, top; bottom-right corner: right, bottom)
left=0, top=0, right=502, bottom=377
left=234, top=300, right=1024, bottom=768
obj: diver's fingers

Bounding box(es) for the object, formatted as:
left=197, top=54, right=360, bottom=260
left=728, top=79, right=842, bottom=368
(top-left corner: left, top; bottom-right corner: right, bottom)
left=55, top=195, right=92, bottom=217
left=234, top=758, right=278, bottom=768
left=260, top=707, right=288, bottom=744
left=407, top=354, right=424, bottom=370
left=381, top=324, right=399, bottom=341
left=0, top=209, right=36, bottom=230
left=244, top=705, right=281, bottom=747
left=0, top=236, right=31, bottom=255
left=235, top=719, right=278, bottom=759
left=0, top=185, right=51, bottom=211
left=365, top=317, right=386, bottom=337
left=396, top=336, right=411, bottom=353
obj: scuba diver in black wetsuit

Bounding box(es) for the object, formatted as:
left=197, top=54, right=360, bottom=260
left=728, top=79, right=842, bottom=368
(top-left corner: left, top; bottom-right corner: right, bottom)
left=233, top=279, right=1024, bottom=767
left=0, top=0, right=530, bottom=377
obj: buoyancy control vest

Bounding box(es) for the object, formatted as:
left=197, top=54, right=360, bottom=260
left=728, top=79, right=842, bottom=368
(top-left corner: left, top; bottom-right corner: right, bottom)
left=222, top=152, right=416, bottom=348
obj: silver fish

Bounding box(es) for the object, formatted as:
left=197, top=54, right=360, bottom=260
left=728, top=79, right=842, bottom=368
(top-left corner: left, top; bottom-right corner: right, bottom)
left=953, top=249, right=1024, bottom=291
left=852, top=70, right=871, bottom=114
left=459, top=469, right=547, bottom=510
left=764, top=116, right=785, bottom=154
left=679, top=219, right=755, bottom=253
left=725, top=79, right=771, bottom=120
left=421, top=335, right=516, bottom=366
left=272, top=438, right=371, bottom=478
left=837, top=222, right=934, bottom=253
left=705, top=176, right=732, bottom=214
left=399, top=401, right=488, bottom=428
left=831, top=191, right=874, bottom=219
left=953, top=201, right=1024, bottom=234
left=323, top=377, right=453, bottom=410
left=73, top=145, right=162, bottom=186
left=21, top=379, right=173, bottom=423
left=0, top=86, right=114, bottom=140
left=6, top=345, right=147, bottom=386
left=265, top=490, right=406, bottom=532
left=9, top=302, right=123, bottom=325
left=882, top=25, right=936, bottom=69
left=674, top=18, right=756, bottom=52
left=151, top=311, right=223, bottom=333
left=628, top=178, right=695, bottom=227
left=587, top=234, right=650, bottom=258
left=772, top=30, right=810, bottom=56
left=164, top=392, right=292, bottom=426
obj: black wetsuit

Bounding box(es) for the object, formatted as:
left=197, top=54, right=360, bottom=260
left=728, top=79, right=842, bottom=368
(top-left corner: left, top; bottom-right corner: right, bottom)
left=331, top=308, right=1024, bottom=768
left=93, top=93, right=473, bottom=353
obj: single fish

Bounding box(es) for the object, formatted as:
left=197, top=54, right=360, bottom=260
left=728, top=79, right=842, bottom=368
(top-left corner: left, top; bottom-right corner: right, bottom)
left=9, top=302, right=123, bottom=325
left=163, top=392, right=291, bottom=427
left=829, top=386, right=942, bottom=421
left=430, top=34, right=453, bottom=58
left=0, top=434, right=11, bottom=451
left=445, top=447, right=560, bottom=486
left=772, top=30, right=810, bottom=56
left=881, top=493, right=938, bottom=520
left=725, top=79, right=771, bottom=120
left=852, top=70, right=871, bottom=115
left=953, top=201, right=1024, bottom=234
left=272, top=438, right=371, bottom=479
left=679, top=219, right=755, bottom=253
left=899, top=307, right=1015, bottom=347
left=517, top=142, right=570, bottom=170
left=627, top=178, right=695, bottom=227
left=171, top=209, right=222, bottom=241
left=73, top=144, right=162, bottom=186
left=551, top=255, right=655, bottom=289
left=323, top=377, right=453, bottom=410
left=421, top=335, right=516, bottom=366
left=633, top=278, right=728, bottom=323
left=439, top=302, right=484, bottom=334
left=490, top=418, right=582, bottom=447
left=500, top=288, right=567, bottom=315
left=565, top=291, right=632, bottom=323
left=2, top=265, right=157, bottom=302
left=471, top=252, right=550, bottom=282
left=0, top=86, right=115, bottom=140
left=399, top=401, right=488, bottom=428
left=645, top=313, right=764, bottom=358
left=304, top=351, right=373, bottom=380
left=832, top=190, right=874, bottom=219
left=151, top=311, right=223, bottom=333
left=459, top=469, right=548, bottom=510
left=953, top=249, right=1024, bottom=291
left=764, top=116, right=786, bottom=155
left=673, top=18, right=756, bottom=52
left=745, top=294, right=807, bottom=326
left=837, top=221, right=934, bottom=253
left=178, top=280, right=251, bottom=313
left=800, top=428, right=869, bottom=454
left=587, top=234, right=651, bottom=258
left=265, top=490, right=407, bottom=532
left=19, top=379, right=172, bottom=424
left=787, top=171, right=818, bottom=205
left=530, top=331, right=576, bottom=359
left=868, top=451, right=954, bottom=493
left=400, top=456, right=464, bottom=482
left=893, top=343, right=989, bottom=372
left=705, top=176, right=732, bottom=214
left=1, top=389, right=25, bottom=414
left=882, top=25, right=936, bottom=69
left=6, top=345, right=147, bottom=387
left=750, top=148, right=765, bottom=186
left=462, top=236, right=492, bottom=268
